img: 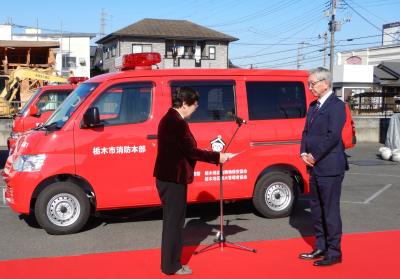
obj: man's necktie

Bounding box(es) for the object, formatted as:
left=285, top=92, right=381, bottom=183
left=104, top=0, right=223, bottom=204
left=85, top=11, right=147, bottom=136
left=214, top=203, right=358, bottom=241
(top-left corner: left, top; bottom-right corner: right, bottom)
left=310, top=101, right=320, bottom=123
left=314, top=101, right=321, bottom=112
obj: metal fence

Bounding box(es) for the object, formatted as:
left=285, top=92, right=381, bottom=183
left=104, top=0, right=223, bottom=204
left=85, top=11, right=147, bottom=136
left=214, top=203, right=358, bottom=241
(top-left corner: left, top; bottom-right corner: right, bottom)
left=349, top=92, right=400, bottom=116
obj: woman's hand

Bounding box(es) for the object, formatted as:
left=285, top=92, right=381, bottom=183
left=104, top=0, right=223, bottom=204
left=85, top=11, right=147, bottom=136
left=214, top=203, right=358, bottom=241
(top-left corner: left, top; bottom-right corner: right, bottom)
left=219, top=153, right=235, bottom=163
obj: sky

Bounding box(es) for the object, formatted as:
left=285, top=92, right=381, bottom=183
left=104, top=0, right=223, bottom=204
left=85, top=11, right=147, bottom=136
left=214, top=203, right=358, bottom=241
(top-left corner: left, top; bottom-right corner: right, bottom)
left=1, top=0, right=400, bottom=70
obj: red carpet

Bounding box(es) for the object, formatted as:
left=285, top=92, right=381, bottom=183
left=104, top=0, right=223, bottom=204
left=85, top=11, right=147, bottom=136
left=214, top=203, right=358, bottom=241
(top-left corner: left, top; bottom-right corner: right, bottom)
left=0, top=230, right=398, bottom=279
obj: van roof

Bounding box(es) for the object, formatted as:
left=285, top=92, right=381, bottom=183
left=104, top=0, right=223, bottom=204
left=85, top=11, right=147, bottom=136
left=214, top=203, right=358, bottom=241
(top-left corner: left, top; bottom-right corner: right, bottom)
left=40, top=84, right=75, bottom=90
left=88, top=68, right=309, bottom=83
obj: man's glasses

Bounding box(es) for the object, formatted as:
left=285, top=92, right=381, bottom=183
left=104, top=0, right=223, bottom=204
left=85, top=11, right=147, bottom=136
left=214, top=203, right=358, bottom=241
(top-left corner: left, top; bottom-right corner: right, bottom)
left=308, top=79, right=325, bottom=87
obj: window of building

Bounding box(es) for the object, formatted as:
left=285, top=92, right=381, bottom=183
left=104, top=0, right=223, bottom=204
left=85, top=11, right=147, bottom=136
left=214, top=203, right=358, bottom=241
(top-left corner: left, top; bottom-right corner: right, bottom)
left=246, top=81, right=306, bottom=120
left=79, top=57, right=86, bottom=66
left=183, top=46, right=193, bottom=58
left=62, top=55, right=77, bottom=69
left=111, top=45, right=117, bottom=57
left=105, top=47, right=110, bottom=59
left=91, top=82, right=152, bottom=126
left=132, top=44, right=152, bottom=54
left=170, top=81, right=236, bottom=122
left=209, top=46, right=216, bottom=60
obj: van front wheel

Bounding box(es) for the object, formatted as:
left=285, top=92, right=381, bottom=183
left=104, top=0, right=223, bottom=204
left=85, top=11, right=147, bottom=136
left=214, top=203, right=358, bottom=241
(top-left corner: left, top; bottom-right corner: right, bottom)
left=34, top=182, right=90, bottom=235
left=252, top=172, right=295, bottom=218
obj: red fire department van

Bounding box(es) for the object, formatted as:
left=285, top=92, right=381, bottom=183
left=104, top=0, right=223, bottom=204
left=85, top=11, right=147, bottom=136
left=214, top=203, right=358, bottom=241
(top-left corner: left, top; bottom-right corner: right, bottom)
left=7, top=84, right=76, bottom=150
left=3, top=53, right=356, bottom=234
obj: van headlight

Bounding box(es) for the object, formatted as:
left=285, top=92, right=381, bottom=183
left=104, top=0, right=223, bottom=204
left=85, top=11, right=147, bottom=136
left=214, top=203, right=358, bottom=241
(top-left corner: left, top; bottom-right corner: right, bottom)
left=12, top=154, right=46, bottom=172
left=10, top=132, right=21, bottom=140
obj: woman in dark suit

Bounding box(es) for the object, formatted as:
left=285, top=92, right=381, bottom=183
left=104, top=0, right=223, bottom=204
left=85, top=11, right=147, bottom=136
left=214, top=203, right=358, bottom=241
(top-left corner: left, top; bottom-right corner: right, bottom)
left=153, top=87, right=230, bottom=275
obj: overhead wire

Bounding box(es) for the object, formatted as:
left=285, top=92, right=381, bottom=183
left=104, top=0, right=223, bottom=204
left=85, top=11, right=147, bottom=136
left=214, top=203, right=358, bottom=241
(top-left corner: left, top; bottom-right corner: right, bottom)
left=252, top=55, right=324, bottom=69
left=245, top=4, right=325, bottom=37
left=235, top=40, right=384, bottom=68
left=207, top=0, right=299, bottom=28
left=342, top=0, right=398, bottom=41
left=346, top=0, right=388, bottom=23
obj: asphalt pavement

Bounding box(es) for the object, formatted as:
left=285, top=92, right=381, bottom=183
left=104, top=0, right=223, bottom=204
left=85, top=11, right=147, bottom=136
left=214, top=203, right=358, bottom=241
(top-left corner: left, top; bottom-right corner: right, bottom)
left=0, top=143, right=399, bottom=260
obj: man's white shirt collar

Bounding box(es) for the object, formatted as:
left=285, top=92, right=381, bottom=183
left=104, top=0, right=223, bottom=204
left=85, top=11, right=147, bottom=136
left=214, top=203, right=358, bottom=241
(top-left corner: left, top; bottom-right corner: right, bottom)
left=318, top=91, right=333, bottom=108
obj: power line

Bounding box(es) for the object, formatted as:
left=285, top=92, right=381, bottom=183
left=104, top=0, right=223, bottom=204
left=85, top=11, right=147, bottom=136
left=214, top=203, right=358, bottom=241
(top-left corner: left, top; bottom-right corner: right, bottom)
left=9, top=23, right=84, bottom=35
left=347, top=0, right=387, bottom=23
left=351, top=0, right=400, bottom=8
left=236, top=48, right=322, bottom=67
left=253, top=55, right=324, bottom=69
left=234, top=41, right=384, bottom=68
left=231, top=43, right=323, bottom=60
left=231, top=31, right=399, bottom=47
left=243, top=4, right=324, bottom=36
left=342, top=0, right=397, bottom=41
left=207, top=0, right=299, bottom=28
left=247, top=16, right=326, bottom=58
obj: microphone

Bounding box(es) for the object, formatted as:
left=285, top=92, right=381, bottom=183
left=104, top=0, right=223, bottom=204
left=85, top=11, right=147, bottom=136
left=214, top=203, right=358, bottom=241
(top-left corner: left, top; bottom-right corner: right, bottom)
left=228, top=112, right=247, bottom=125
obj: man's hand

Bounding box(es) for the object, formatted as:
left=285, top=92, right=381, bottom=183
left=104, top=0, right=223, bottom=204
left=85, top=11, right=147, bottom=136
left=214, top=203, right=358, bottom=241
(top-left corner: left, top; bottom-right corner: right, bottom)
left=306, top=153, right=316, bottom=165
left=301, top=153, right=315, bottom=167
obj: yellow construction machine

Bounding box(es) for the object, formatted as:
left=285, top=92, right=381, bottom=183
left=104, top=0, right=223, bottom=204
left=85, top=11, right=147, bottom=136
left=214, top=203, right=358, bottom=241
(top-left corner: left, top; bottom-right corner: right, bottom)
left=0, top=67, right=67, bottom=117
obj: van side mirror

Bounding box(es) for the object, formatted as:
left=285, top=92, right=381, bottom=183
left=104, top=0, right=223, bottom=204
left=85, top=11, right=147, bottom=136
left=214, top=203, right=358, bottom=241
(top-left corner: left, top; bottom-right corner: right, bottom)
left=82, top=107, right=103, bottom=128
left=29, top=105, right=40, bottom=117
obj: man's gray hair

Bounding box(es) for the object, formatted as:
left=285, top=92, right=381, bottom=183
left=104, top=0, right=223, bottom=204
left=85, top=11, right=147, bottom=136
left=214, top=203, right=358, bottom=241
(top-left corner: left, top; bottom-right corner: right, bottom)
left=309, top=67, right=332, bottom=88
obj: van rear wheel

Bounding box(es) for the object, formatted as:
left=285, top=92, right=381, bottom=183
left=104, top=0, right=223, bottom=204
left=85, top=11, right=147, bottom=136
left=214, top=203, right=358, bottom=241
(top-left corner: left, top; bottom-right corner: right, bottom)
left=34, top=182, right=90, bottom=235
left=252, top=172, right=296, bottom=218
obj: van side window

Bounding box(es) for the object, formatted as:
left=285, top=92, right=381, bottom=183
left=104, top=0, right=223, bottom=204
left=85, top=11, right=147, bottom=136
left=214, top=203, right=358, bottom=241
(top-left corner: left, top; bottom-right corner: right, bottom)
left=37, top=90, right=71, bottom=113
left=170, top=81, right=236, bottom=122
left=91, top=82, right=152, bottom=126
left=246, top=82, right=306, bottom=120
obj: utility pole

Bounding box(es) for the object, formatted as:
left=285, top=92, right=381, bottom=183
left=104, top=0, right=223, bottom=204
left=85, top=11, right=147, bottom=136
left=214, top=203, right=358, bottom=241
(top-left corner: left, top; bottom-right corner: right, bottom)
left=323, top=32, right=328, bottom=67
left=100, top=8, right=107, bottom=37
left=329, top=0, right=337, bottom=71
left=36, top=18, right=39, bottom=41
left=297, top=41, right=306, bottom=69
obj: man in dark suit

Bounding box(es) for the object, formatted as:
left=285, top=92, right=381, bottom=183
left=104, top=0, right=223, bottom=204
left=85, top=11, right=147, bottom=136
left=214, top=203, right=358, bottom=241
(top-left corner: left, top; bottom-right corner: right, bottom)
left=299, top=67, right=347, bottom=267
left=154, top=87, right=231, bottom=275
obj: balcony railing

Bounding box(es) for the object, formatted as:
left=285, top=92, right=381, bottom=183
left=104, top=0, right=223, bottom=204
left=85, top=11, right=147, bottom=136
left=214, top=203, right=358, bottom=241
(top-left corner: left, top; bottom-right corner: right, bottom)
left=164, top=53, right=210, bottom=60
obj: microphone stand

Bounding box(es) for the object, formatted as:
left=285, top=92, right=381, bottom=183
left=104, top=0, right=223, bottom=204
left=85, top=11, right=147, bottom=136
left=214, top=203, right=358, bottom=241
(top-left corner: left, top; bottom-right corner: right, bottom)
left=194, top=118, right=256, bottom=254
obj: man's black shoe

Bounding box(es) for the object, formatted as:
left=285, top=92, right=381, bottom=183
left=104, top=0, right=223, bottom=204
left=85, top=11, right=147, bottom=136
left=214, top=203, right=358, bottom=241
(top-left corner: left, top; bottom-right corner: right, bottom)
left=299, top=249, right=325, bottom=260
left=313, top=256, right=342, bottom=266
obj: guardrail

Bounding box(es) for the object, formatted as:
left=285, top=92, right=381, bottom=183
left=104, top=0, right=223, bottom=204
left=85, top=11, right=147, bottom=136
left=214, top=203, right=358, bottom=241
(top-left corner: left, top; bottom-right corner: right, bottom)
left=1, top=184, right=6, bottom=206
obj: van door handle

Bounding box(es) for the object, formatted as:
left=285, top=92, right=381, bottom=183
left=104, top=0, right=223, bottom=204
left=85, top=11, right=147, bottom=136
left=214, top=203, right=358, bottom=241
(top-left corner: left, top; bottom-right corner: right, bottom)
left=147, top=134, right=157, bottom=140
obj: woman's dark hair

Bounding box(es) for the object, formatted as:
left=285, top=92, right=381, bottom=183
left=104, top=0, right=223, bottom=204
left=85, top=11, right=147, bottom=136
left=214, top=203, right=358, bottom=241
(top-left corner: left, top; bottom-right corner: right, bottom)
left=172, top=87, right=199, bottom=108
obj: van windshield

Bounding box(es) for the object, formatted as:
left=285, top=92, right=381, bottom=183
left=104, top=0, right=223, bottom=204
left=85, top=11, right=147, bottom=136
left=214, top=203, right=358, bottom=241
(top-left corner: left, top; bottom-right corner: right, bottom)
left=19, top=88, right=41, bottom=115
left=44, top=83, right=99, bottom=129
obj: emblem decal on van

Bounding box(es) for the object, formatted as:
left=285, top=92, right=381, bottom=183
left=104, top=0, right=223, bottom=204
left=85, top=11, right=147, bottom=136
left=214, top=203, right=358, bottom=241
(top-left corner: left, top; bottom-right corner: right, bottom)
left=210, top=135, right=225, bottom=152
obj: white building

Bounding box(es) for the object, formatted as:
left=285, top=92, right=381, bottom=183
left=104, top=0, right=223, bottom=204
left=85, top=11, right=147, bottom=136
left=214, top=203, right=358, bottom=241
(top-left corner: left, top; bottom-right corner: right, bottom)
left=337, top=44, right=400, bottom=67
left=0, top=24, right=95, bottom=77
left=334, top=22, right=400, bottom=102
left=333, top=64, right=376, bottom=102
left=382, top=22, right=400, bottom=46
left=334, top=44, right=400, bottom=101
